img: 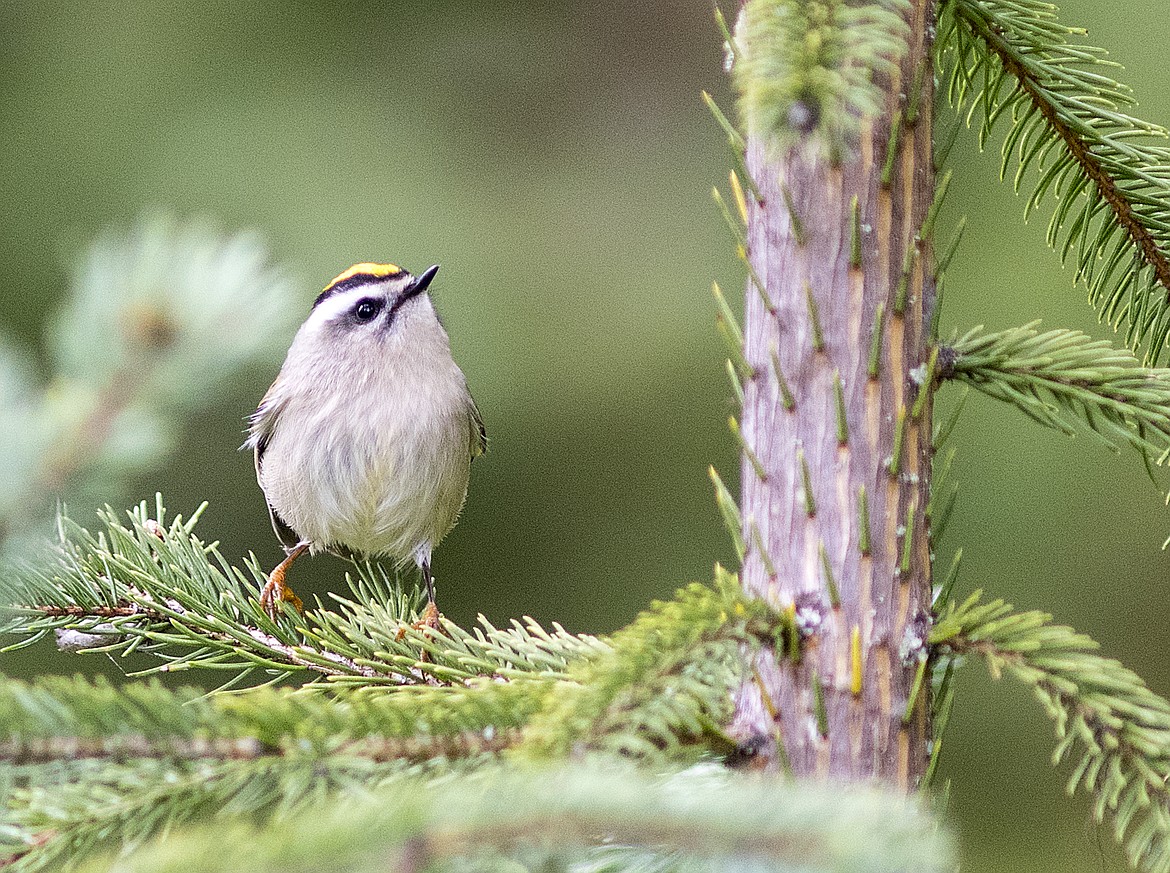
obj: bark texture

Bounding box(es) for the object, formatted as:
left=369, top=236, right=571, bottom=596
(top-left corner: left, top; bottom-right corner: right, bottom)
left=732, top=2, right=936, bottom=787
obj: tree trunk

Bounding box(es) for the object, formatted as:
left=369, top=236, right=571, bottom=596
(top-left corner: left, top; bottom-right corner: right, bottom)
left=732, top=1, right=936, bottom=786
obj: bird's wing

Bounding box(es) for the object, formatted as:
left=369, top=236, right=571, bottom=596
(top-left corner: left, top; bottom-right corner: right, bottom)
left=247, top=376, right=302, bottom=553
left=265, top=503, right=303, bottom=553
left=469, top=397, right=488, bottom=460
left=246, top=375, right=286, bottom=479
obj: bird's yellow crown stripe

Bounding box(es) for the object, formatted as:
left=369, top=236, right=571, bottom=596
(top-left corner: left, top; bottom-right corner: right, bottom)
left=323, top=262, right=404, bottom=293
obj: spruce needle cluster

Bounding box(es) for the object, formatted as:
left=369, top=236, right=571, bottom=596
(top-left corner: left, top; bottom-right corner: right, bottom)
left=734, top=0, right=911, bottom=160
left=939, top=0, right=1170, bottom=362
left=934, top=593, right=1170, bottom=872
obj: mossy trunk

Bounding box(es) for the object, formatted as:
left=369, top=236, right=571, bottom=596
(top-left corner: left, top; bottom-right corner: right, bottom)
left=731, top=2, right=936, bottom=786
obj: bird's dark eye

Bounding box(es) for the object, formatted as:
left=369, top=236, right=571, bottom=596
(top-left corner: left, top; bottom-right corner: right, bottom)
left=352, top=298, right=383, bottom=323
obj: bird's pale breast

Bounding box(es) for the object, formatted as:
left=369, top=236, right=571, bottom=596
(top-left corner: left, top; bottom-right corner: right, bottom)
left=259, top=355, right=475, bottom=561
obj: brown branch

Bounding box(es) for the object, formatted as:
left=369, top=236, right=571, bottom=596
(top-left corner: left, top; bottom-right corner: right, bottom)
left=955, top=4, right=1170, bottom=298
left=343, top=731, right=520, bottom=762
left=0, top=736, right=266, bottom=763
left=0, top=832, right=54, bottom=870
left=19, top=601, right=415, bottom=683
left=32, top=604, right=143, bottom=618
left=241, top=626, right=400, bottom=680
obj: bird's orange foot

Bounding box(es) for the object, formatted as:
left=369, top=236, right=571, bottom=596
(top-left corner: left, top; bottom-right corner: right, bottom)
left=411, top=601, right=443, bottom=663
left=395, top=601, right=443, bottom=643
left=412, top=600, right=442, bottom=632
left=260, top=543, right=310, bottom=619
left=259, top=567, right=304, bottom=619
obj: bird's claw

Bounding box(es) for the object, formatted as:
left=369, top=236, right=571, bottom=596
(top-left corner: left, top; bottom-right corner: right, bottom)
left=259, top=574, right=304, bottom=619
left=259, top=543, right=309, bottom=620
left=413, top=600, right=442, bottom=632
left=396, top=601, right=443, bottom=643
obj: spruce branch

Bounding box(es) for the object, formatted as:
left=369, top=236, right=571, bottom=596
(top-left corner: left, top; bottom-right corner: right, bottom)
left=65, top=765, right=951, bottom=873
left=733, top=0, right=911, bottom=161
left=2, top=756, right=439, bottom=873
left=0, top=499, right=604, bottom=690
left=0, top=675, right=536, bottom=766
left=0, top=554, right=857, bottom=873
left=0, top=676, right=524, bottom=870
left=933, top=592, right=1170, bottom=873
left=0, top=214, right=299, bottom=556
left=942, top=323, right=1170, bottom=461
left=2, top=498, right=796, bottom=766
left=939, top=0, right=1170, bottom=362
left=523, top=567, right=795, bottom=760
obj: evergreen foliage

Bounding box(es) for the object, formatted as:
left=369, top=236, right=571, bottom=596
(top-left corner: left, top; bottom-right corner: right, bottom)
left=733, top=0, right=911, bottom=160
left=0, top=501, right=828, bottom=871
left=944, top=323, right=1170, bottom=462
left=0, top=498, right=602, bottom=690
left=0, top=674, right=535, bottom=762
left=73, top=765, right=948, bottom=873
left=938, top=0, right=1170, bottom=363
left=3, top=2, right=1170, bottom=872
left=523, top=568, right=794, bottom=760
left=0, top=215, right=297, bottom=558
left=933, top=593, right=1170, bottom=872
left=928, top=7, right=1170, bottom=860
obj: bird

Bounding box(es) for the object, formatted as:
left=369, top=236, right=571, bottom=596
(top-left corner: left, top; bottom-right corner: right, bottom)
left=245, top=261, right=486, bottom=622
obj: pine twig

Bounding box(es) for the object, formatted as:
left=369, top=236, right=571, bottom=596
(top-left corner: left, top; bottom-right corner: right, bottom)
left=16, top=764, right=950, bottom=873
left=940, top=0, right=1170, bottom=363
left=0, top=499, right=604, bottom=690
left=933, top=592, right=1170, bottom=872
left=943, top=323, right=1170, bottom=462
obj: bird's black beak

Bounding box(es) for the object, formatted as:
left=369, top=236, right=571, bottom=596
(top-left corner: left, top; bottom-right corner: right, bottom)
left=407, top=264, right=440, bottom=297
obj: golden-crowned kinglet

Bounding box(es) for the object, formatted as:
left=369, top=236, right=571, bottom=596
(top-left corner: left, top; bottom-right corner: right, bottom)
left=246, top=262, right=486, bottom=619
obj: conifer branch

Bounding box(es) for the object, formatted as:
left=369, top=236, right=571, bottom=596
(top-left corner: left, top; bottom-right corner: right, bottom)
left=734, top=0, right=911, bottom=160
left=0, top=513, right=802, bottom=873
left=939, top=0, right=1170, bottom=363
left=942, top=323, right=1170, bottom=461
left=0, top=500, right=604, bottom=690
left=1, top=502, right=795, bottom=768
left=0, top=215, right=298, bottom=557
left=37, top=765, right=949, bottom=873
left=522, top=567, right=795, bottom=760
left=0, top=675, right=535, bottom=766
left=2, top=756, right=441, bottom=873
left=933, top=592, right=1170, bottom=872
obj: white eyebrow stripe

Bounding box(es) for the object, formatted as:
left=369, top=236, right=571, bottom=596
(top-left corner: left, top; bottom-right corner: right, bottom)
left=304, top=285, right=385, bottom=329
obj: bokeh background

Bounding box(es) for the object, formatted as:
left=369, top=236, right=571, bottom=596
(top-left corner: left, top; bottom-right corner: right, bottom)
left=2, top=1, right=1169, bottom=869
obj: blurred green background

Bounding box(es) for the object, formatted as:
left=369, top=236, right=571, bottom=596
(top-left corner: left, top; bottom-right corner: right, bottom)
left=2, top=0, right=1168, bottom=869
